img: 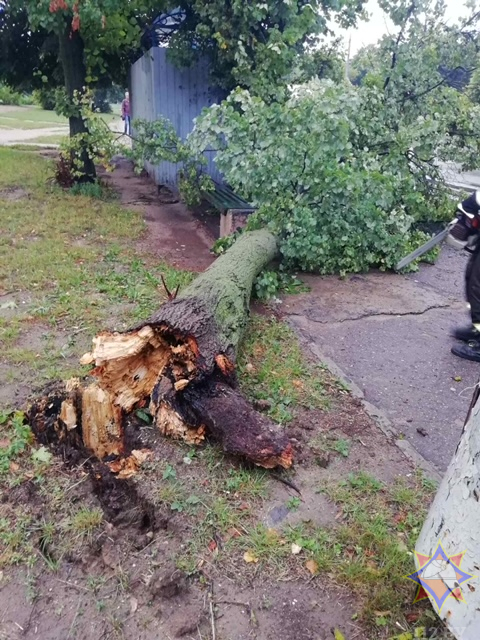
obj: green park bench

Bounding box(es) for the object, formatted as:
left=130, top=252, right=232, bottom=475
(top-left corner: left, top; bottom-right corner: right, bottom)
left=204, top=181, right=256, bottom=237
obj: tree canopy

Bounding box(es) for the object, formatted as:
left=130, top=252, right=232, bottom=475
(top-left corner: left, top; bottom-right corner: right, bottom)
left=165, top=0, right=365, bottom=99
left=0, top=4, right=60, bottom=92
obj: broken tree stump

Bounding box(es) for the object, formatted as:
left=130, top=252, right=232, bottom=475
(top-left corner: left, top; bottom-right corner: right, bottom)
left=28, top=230, right=293, bottom=469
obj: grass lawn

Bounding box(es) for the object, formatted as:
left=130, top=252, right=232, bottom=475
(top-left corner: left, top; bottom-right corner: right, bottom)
left=0, top=147, right=443, bottom=640
left=27, top=133, right=68, bottom=145
left=0, top=106, right=68, bottom=129
left=0, top=105, right=117, bottom=130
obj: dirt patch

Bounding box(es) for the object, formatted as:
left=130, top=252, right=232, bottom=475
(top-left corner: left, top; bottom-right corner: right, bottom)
left=0, top=370, right=422, bottom=639
left=295, top=395, right=376, bottom=438
left=100, top=160, right=215, bottom=272
left=0, top=187, right=29, bottom=201
left=14, top=323, right=66, bottom=351
left=0, top=431, right=374, bottom=640
left=157, top=185, right=179, bottom=205
left=215, top=581, right=366, bottom=640
left=0, top=366, right=32, bottom=409
left=0, top=292, right=34, bottom=319
left=191, top=201, right=222, bottom=240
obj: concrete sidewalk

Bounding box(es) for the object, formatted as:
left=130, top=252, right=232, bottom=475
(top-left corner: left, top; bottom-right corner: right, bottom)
left=284, top=246, right=479, bottom=472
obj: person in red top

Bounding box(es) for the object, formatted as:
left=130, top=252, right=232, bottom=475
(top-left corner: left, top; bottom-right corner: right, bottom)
left=121, top=91, right=131, bottom=136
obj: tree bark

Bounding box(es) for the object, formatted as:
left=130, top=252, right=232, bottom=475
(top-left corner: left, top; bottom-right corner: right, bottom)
left=28, top=230, right=293, bottom=469
left=58, top=24, right=96, bottom=182
left=415, top=385, right=480, bottom=639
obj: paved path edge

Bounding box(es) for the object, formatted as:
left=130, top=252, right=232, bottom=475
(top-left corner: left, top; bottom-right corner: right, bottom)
left=297, top=334, right=444, bottom=484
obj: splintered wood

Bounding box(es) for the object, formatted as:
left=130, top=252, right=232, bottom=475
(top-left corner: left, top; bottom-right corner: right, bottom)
left=59, top=324, right=204, bottom=461
left=80, top=326, right=173, bottom=411
left=81, top=384, right=124, bottom=458
left=154, top=402, right=206, bottom=445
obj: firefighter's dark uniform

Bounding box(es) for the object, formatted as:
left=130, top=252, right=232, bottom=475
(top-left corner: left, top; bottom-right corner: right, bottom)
left=450, top=190, right=480, bottom=361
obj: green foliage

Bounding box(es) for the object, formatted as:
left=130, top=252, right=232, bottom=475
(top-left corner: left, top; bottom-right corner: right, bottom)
left=0, top=411, right=34, bottom=475
left=169, top=0, right=364, bottom=100
left=332, top=438, right=351, bottom=458
left=399, top=229, right=442, bottom=272
left=212, top=230, right=243, bottom=256
left=127, top=118, right=213, bottom=206
left=188, top=0, right=480, bottom=276
left=254, top=270, right=284, bottom=301
left=286, top=496, right=301, bottom=510
left=0, top=6, right=61, bottom=93
left=467, top=68, right=480, bottom=105
left=14, top=0, right=160, bottom=76
left=0, top=83, right=28, bottom=106
left=254, top=270, right=307, bottom=301
left=69, top=181, right=106, bottom=199
left=32, top=87, right=58, bottom=111
left=59, top=89, right=119, bottom=179
left=190, top=84, right=431, bottom=274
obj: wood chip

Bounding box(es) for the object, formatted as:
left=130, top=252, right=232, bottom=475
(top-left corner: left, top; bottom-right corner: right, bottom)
left=174, top=379, right=189, bottom=391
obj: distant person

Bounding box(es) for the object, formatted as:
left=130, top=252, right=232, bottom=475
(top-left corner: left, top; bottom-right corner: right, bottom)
left=121, top=91, right=131, bottom=136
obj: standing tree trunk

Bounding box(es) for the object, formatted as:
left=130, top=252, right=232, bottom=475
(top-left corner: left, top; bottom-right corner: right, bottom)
left=415, top=386, right=480, bottom=639
left=58, top=23, right=96, bottom=182
left=29, top=230, right=293, bottom=469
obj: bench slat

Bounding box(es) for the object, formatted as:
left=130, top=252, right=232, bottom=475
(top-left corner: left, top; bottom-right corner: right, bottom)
left=204, top=181, right=255, bottom=211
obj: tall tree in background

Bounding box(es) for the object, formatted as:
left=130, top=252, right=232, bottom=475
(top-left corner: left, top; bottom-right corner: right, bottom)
left=0, top=3, right=61, bottom=93
left=4, top=0, right=164, bottom=180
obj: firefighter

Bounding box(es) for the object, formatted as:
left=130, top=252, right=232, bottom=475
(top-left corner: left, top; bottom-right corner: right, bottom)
left=449, top=189, right=480, bottom=361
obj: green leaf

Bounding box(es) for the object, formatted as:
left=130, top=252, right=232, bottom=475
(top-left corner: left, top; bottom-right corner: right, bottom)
left=31, top=446, right=53, bottom=465
left=162, top=464, right=177, bottom=480
left=135, top=409, right=152, bottom=424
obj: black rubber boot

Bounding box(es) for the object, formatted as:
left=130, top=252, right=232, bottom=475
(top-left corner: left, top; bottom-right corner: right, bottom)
left=451, top=341, right=480, bottom=362
left=451, top=325, right=480, bottom=342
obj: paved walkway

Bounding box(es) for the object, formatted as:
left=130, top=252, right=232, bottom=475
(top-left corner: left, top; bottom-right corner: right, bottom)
left=0, top=126, right=68, bottom=145
left=0, top=113, right=124, bottom=146
left=284, top=246, right=479, bottom=472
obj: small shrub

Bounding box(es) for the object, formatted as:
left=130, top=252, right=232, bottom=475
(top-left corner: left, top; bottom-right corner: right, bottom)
left=54, top=154, right=75, bottom=188
left=32, top=87, right=58, bottom=111
left=58, top=89, right=119, bottom=181
left=0, top=84, right=23, bottom=106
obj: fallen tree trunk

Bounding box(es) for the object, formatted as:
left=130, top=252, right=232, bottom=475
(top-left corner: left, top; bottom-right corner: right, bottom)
left=29, top=230, right=293, bottom=469
left=415, top=385, right=480, bottom=639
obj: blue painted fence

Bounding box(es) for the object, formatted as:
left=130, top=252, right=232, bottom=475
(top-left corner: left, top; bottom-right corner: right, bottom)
left=130, top=47, right=224, bottom=187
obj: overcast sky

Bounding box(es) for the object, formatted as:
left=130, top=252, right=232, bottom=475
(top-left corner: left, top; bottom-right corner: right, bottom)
left=346, top=0, right=473, bottom=53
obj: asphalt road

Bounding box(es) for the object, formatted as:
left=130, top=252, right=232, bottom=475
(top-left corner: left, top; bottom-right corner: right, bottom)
left=284, top=246, right=479, bottom=472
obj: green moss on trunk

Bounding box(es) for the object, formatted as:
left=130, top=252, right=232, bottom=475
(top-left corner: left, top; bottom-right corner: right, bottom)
left=178, top=229, right=278, bottom=354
